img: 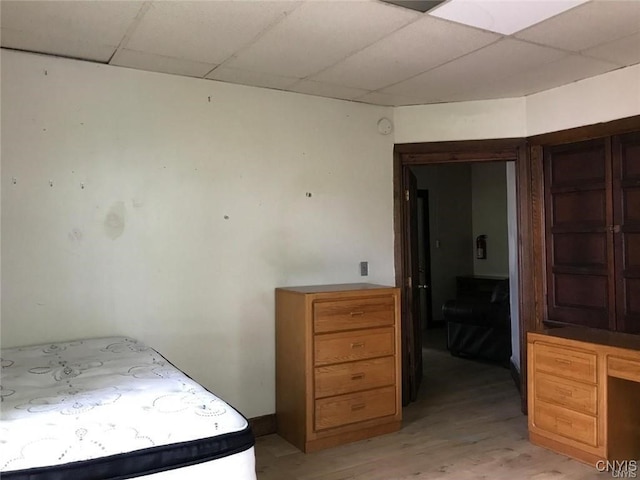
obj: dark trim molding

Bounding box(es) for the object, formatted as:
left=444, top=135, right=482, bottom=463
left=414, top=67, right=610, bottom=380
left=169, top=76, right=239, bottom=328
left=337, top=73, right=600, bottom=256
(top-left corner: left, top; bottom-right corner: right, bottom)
left=393, top=138, right=532, bottom=414
left=528, top=115, right=640, bottom=146
left=249, top=414, right=277, bottom=437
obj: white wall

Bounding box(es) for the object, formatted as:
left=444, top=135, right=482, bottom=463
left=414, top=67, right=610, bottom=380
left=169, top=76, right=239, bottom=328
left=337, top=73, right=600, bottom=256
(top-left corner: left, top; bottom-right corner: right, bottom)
left=0, top=50, right=396, bottom=418
left=471, top=162, right=509, bottom=277
left=394, top=64, right=640, bottom=142
left=506, top=162, right=520, bottom=370
left=526, top=64, right=640, bottom=136
left=394, top=98, right=526, bottom=143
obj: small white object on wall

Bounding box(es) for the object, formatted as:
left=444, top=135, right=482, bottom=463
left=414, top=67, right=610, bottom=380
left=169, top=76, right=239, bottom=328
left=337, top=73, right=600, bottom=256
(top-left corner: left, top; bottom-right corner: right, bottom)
left=377, top=117, right=393, bottom=135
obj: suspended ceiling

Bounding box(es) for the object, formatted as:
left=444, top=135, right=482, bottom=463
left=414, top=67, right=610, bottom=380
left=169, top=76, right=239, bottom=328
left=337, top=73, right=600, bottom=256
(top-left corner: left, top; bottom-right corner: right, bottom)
left=1, top=0, right=639, bottom=106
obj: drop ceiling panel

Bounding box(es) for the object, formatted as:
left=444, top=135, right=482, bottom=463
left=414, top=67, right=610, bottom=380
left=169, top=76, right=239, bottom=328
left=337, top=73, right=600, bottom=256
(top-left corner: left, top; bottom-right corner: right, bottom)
left=310, top=16, right=500, bottom=91
left=1, top=0, right=638, bottom=107
left=356, top=91, right=426, bottom=106
left=1, top=27, right=119, bottom=63
left=222, top=1, right=420, bottom=79
left=289, top=80, right=369, bottom=101
left=584, top=32, right=640, bottom=66
left=111, top=49, right=216, bottom=78
left=207, top=67, right=299, bottom=90
left=0, top=1, right=144, bottom=62
left=123, top=1, right=299, bottom=65
left=516, top=0, right=640, bottom=52
left=381, top=39, right=567, bottom=99
left=454, top=54, right=621, bottom=101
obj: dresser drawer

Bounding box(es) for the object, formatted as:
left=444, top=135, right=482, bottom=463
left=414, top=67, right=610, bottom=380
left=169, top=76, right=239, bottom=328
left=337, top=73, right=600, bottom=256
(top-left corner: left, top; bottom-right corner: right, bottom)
left=534, top=371, right=597, bottom=415
left=534, top=343, right=597, bottom=384
left=314, top=296, right=395, bottom=333
left=608, top=355, right=640, bottom=382
left=534, top=400, right=598, bottom=447
left=315, top=356, right=395, bottom=398
left=314, top=327, right=394, bottom=366
left=314, top=386, right=396, bottom=431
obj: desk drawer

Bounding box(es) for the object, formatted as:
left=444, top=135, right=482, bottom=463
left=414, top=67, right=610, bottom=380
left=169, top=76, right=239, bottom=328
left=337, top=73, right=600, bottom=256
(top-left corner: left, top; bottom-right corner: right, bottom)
left=315, top=356, right=395, bottom=398
left=314, top=296, right=395, bottom=333
left=534, top=343, right=597, bottom=384
left=314, top=386, right=396, bottom=431
left=534, top=400, right=598, bottom=447
left=534, top=371, right=597, bottom=415
left=608, top=356, right=640, bottom=383
left=314, top=327, right=394, bottom=366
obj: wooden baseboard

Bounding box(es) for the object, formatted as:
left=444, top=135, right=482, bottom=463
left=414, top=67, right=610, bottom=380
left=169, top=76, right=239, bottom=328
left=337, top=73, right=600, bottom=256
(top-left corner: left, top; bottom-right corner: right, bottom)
left=529, top=431, right=603, bottom=467
left=510, top=359, right=521, bottom=393
left=304, top=421, right=401, bottom=453
left=249, top=414, right=277, bottom=437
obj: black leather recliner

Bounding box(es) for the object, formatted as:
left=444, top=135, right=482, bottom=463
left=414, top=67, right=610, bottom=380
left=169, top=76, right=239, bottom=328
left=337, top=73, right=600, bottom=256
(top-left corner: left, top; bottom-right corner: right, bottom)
left=442, top=279, right=511, bottom=365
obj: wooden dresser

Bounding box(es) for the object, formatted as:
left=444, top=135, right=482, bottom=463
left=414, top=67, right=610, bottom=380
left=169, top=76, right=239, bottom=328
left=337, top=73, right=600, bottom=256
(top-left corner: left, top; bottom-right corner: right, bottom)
left=528, top=328, right=640, bottom=465
left=275, top=283, right=401, bottom=453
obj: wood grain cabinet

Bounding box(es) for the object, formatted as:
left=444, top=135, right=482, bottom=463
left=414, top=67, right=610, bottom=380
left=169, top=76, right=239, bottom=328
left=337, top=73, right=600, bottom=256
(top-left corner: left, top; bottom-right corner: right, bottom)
left=528, top=328, right=640, bottom=465
left=543, top=131, right=640, bottom=333
left=276, top=284, right=401, bottom=453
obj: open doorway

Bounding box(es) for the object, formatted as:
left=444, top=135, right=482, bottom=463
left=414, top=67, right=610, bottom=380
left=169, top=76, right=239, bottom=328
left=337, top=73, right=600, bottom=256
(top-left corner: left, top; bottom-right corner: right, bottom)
left=394, top=139, right=533, bottom=411
left=412, top=162, right=514, bottom=358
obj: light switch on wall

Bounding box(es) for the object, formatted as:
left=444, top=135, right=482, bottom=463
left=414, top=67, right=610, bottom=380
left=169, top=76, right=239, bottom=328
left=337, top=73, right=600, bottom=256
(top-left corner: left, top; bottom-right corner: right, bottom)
left=360, top=261, right=368, bottom=276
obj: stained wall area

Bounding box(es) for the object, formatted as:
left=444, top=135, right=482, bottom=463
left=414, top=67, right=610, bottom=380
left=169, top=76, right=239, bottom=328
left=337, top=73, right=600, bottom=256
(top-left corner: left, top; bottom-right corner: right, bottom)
left=0, top=50, right=396, bottom=417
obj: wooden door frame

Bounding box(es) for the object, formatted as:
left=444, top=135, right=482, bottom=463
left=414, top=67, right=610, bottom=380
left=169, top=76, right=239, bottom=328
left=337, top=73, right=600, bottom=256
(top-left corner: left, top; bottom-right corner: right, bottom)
left=393, top=138, right=538, bottom=413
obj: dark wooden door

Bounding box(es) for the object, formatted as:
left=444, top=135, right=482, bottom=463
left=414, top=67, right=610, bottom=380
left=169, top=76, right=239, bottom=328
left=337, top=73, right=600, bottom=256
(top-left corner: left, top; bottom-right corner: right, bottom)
left=544, top=139, right=615, bottom=330
left=613, top=132, right=640, bottom=333
left=402, top=168, right=423, bottom=405
left=417, top=190, right=434, bottom=328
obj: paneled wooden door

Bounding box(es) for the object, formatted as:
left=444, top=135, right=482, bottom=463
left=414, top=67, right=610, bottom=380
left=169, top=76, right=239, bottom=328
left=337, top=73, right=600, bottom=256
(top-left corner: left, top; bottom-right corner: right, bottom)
left=544, top=132, right=640, bottom=334
left=613, top=132, right=640, bottom=333
left=401, top=167, right=423, bottom=404
left=544, top=139, right=615, bottom=330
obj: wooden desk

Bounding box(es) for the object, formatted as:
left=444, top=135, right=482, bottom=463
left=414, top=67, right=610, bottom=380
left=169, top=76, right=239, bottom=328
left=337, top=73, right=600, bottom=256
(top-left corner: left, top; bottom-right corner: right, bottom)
left=528, top=328, right=640, bottom=465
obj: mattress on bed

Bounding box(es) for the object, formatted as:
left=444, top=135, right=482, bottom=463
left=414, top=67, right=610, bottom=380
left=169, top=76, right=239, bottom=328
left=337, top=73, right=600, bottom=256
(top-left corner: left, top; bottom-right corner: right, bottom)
left=0, top=336, right=255, bottom=480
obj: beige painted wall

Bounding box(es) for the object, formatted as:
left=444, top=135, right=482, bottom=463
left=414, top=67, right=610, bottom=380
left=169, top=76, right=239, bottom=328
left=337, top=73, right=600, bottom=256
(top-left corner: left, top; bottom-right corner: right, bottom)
left=0, top=50, right=396, bottom=418
left=526, top=63, right=640, bottom=136
left=471, top=162, right=509, bottom=277
left=394, top=98, right=526, bottom=143
left=395, top=64, right=640, bottom=142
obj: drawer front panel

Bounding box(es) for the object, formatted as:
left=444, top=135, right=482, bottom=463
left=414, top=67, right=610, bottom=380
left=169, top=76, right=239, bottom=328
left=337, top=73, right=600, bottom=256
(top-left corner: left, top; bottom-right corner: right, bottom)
left=314, top=328, right=394, bottom=366
left=534, top=371, right=597, bottom=415
left=608, top=356, right=640, bottom=382
left=314, top=296, right=395, bottom=333
left=315, top=386, right=396, bottom=431
left=534, top=400, right=598, bottom=447
left=315, top=356, right=395, bottom=398
left=534, top=343, right=597, bottom=384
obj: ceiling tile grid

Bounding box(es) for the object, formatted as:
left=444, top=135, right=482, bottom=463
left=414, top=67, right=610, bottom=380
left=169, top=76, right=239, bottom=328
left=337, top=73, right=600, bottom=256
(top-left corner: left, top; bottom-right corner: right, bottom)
left=0, top=1, right=144, bottom=62
left=110, top=49, right=217, bottom=78
left=121, top=1, right=299, bottom=65
left=206, top=66, right=299, bottom=90
left=515, top=0, right=640, bottom=52
left=210, top=0, right=420, bottom=78
left=1, top=0, right=639, bottom=106
left=308, top=16, right=501, bottom=91
left=379, top=39, right=569, bottom=102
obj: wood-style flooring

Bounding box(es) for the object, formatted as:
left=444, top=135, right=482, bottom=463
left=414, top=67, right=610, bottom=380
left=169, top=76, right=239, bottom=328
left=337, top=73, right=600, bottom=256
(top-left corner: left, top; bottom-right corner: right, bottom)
left=255, top=328, right=608, bottom=479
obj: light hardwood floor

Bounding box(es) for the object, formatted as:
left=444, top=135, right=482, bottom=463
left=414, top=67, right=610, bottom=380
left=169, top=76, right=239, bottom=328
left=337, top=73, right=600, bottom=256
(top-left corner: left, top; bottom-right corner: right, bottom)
left=256, top=329, right=609, bottom=479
